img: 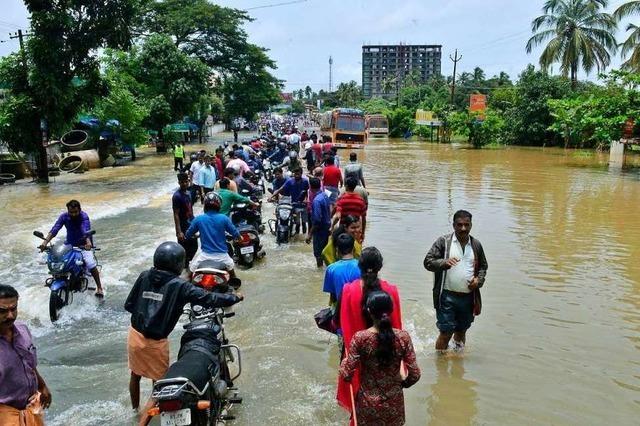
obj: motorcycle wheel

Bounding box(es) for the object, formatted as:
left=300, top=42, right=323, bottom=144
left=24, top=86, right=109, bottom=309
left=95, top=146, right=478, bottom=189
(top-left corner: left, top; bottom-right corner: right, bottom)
left=49, top=288, right=67, bottom=323
left=276, top=230, right=289, bottom=245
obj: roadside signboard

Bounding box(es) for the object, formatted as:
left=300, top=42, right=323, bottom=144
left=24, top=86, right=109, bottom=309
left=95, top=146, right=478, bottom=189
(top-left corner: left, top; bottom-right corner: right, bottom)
left=470, top=94, right=487, bottom=119
left=416, top=109, right=443, bottom=126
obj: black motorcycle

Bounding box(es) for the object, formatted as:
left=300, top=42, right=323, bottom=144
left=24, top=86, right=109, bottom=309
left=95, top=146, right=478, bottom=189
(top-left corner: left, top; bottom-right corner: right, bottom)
left=148, top=270, right=242, bottom=426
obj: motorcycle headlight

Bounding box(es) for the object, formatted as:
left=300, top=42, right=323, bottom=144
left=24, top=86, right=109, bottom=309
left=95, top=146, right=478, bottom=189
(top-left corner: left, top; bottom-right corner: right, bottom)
left=278, top=209, right=291, bottom=220
left=49, top=262, right=65, bottom=273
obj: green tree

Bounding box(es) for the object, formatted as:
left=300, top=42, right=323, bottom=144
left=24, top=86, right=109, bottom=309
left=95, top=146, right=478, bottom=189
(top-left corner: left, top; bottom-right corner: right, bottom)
left=105, top=35, right=210, bottom=138
left=380, top=76, right=397, bottom=98
left=614, top=2, right=640, bottom=70
left=93, top=74, right=149, bottom=149
left=140, top=0, right=252, bottom=73
left=335, top=81, right=362, bottom=107
left=221, top=45, right=282, bottom=121
left=4, top=0, right=143, bottom=181
left=304, top=85, right=313, bottom=99
left=526, top=0, right=618, bottom=88
left=502, top=65, right=572, bottom=146
left=384, top=107, right=414, bottom=137
left=358, top=97, right=392, bottom=114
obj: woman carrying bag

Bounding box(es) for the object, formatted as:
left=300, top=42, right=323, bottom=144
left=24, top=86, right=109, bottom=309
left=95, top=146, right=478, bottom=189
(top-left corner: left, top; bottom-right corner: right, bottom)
left=340, top=291, right=421, bottom=425
left=336, top=247, right=404, bottom=423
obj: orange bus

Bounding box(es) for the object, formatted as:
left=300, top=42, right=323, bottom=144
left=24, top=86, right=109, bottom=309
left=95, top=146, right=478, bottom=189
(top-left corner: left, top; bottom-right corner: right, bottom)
left=320, top=108, right=367, bottom=149
left=365, top=114, right=389, bottom=138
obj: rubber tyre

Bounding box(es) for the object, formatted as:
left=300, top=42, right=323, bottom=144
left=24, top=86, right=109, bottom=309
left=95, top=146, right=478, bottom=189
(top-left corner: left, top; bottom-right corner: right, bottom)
left=276, top=230, right=288, bottom=245
left=49, top=289, right=66, bottom=323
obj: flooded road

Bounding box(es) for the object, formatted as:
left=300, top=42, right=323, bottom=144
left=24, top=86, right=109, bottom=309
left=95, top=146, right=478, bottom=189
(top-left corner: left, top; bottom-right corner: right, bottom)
left=1, top=138, right=639, bottom=425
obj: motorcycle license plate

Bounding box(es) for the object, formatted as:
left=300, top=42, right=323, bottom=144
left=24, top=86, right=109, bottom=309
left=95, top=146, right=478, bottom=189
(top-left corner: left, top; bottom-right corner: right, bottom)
left=240, top=246, right=254, bottom=254
left=160, top=408, right=191, bottom=426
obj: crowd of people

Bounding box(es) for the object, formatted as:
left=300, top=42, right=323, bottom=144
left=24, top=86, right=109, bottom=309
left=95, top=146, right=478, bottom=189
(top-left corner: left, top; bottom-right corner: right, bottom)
left=0, top=116, right=489, bottom=425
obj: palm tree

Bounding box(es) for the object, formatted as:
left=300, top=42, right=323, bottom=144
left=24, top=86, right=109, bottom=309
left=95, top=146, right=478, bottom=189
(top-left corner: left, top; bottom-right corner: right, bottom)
left=304, top=85, right=312, bottom=99
left=614, top=1, right=640, bottom=70
left=526, top=0, right=618, bottom=88
left=380, top=76, right=397, bottom=99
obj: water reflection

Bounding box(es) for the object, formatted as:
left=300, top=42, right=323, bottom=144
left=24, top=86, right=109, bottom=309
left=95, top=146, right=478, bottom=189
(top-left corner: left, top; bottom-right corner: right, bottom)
left=427, top=356, right=477, bottom=426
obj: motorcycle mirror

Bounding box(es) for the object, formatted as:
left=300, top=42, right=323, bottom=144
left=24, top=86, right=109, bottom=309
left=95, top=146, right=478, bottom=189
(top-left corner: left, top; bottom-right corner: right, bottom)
left=33, top=231, right=45, bottom=239
left=229, top=277, right=242, bottom=290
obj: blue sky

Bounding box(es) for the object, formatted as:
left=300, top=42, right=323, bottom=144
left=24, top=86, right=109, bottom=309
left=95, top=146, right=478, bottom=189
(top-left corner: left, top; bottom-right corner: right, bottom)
left=0, top=0, right=632, bottom=91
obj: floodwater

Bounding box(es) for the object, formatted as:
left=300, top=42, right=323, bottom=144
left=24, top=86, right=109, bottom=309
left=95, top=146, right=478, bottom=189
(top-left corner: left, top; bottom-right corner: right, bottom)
left=1, top=137, right=639, bottom=425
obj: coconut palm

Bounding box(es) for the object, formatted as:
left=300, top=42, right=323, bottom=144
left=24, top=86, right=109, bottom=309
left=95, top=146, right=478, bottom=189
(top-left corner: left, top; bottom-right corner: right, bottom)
left=526, top=0, right=618, bottom=88
left=614, top=1, right=640, bottom=70
left=380, top=76, right=397, bottom=96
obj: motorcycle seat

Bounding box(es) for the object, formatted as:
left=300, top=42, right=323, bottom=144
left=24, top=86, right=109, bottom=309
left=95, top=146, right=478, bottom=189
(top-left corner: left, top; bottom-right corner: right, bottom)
left=163, top=351, right=219, bottom=394
left=237, top=224, right=257, bottom=233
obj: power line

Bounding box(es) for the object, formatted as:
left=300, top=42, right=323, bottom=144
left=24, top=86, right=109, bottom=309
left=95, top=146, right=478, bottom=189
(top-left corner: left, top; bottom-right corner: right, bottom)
left=0, top=19, right=21, bottom=30
left=246, top=0, right=308, bottom=11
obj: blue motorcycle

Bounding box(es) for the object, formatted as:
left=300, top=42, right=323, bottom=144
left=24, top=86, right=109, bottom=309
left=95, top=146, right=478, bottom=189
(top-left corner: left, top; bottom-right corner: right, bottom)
left=33, top=230, right=99, bottom=323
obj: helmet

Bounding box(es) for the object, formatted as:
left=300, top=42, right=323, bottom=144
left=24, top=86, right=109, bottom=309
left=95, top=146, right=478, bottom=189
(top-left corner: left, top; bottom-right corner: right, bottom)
left=204, top=191, right=222, bottom=211
left=278, top=142, right=287, bottom=150
left=304, top=142, right=312, bottom=150
left=153, top=241, right=186, bottom=275
left=289, top=151, right=297, bottom=159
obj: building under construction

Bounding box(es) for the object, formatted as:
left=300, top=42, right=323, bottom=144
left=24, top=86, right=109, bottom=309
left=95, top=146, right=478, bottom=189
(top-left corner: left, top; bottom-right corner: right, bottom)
left=362, top=44, right=442, bottom=98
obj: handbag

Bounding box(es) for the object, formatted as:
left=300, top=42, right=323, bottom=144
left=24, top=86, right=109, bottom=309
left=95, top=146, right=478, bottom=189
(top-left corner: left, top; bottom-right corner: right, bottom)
left=314, top=307, right=338, bottom=334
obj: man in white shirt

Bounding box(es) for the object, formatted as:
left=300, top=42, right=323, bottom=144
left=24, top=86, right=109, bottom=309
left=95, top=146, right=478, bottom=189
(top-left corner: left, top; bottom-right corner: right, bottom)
left=423, top=210, right=488, bottom=353
left=189, top=153, right=204, bottom=203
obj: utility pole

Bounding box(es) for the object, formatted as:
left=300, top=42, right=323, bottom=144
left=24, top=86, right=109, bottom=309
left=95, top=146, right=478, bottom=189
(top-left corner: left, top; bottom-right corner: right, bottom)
left=329, top=56, right=333, bottom=92
left=449, top=49, right=462, bottom=105
left=10, top=29, right=48, bottom=183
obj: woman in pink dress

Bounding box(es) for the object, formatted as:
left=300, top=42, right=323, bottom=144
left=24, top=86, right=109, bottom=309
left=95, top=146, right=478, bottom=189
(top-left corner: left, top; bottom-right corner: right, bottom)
left=337, top=247, right=403, bottom=422
left=340, top=291, right=421, bottom=425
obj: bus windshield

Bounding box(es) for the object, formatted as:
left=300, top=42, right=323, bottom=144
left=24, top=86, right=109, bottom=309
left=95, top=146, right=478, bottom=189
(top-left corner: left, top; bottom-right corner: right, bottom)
left=369, top=119, right=388, bottom=128
left=336, top=116, right=365, bottom=132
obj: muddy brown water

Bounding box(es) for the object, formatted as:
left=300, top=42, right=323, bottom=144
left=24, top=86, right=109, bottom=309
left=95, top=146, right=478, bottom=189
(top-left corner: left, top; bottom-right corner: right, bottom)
left=1, top=137, right=639, bottom=425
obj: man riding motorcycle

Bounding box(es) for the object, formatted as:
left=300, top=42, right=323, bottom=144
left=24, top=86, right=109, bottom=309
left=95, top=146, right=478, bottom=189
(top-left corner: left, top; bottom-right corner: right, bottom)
left=186, top=192, right=241, bottom=279
left=38, top=200, right=104, bottom=298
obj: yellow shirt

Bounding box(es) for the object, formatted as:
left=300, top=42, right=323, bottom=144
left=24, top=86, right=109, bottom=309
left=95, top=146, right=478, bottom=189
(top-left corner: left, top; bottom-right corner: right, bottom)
left=322, top=239, right=362, bottom=265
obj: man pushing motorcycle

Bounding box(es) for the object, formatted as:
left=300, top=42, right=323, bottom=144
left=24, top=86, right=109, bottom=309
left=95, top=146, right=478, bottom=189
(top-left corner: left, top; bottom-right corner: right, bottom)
left=125, top=241, right=243, bottom=425
left=38, top=200, right=104, bottom=298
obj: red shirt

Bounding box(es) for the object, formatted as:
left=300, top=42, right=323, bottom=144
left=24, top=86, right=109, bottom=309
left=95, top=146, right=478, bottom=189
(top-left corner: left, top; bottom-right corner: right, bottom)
left=335, top=192, right=367, bottom=219
left=323, top=165, right=342, bottom=188
left=214, top=157, right=224, bottom=178
left=322, top=142, right=333, bottom=153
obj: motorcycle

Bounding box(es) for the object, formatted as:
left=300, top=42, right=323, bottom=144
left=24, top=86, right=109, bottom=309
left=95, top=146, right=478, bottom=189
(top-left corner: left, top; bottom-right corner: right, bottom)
left=148, top=266, right=242, bottom=426
left=33, top=230, right=99, bottom=323
left=268, top=197, right=293, bottom=245
left=227, top=202, right=266, bottom=268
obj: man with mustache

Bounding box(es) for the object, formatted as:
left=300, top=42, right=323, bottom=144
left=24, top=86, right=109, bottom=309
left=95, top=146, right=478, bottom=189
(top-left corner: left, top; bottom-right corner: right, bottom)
left=0, top=285, right=51, bottom=425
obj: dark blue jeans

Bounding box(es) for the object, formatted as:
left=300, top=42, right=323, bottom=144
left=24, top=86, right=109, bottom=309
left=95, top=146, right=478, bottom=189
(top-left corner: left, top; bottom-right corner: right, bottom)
left=312, top=226, right=330, bottom=259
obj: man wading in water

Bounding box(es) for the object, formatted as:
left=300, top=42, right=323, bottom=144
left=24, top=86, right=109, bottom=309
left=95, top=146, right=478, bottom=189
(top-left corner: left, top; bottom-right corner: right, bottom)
left=424, top=210, right=488, bottom=353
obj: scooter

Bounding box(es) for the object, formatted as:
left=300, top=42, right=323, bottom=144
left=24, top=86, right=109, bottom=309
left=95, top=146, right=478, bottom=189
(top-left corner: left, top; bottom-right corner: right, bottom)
left=228, top=202, right=266, bottom=268
left=148, top=267, right=242, bottom=426
left=33, top=230, right=99, bottom=323
left=269, top=197, right=293, bottom=245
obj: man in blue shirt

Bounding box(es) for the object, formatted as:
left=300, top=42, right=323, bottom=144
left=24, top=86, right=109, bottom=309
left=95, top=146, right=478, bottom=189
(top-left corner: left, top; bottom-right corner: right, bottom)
left=306, top=178, right=331, bottom=268
left=269, top=168, right=309, bottom=204
left=322, top=233, right=360, bottom=306
left=198, top=155, right=217, bottom=201
left=186, top=192, right=240, bottom=278
left=38, top=200, right=104, bottom=298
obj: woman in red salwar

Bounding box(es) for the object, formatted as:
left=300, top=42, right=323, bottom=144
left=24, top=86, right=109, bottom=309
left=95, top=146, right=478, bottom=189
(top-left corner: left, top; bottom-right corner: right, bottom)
left=337, top=247, right=404, bottom=423
left=339, top=291, right=421, bottom=425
